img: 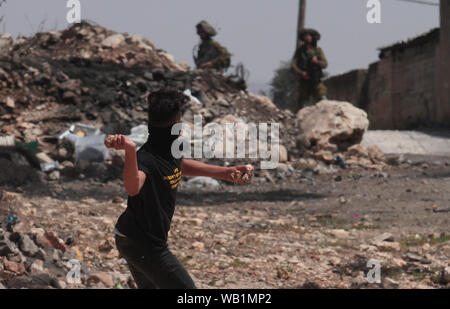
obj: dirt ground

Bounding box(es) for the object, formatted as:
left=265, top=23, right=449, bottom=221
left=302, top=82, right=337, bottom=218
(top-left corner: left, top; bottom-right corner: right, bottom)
left=1, top=153, right=449, bottom=289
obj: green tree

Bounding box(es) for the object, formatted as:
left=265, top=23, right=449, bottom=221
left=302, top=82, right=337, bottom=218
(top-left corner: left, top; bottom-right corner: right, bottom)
left=269, top=61, right=299, bottom=112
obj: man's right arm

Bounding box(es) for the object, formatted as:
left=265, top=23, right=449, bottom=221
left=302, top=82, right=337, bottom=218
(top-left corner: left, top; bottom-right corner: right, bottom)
left=123, top=148, right=146, bottom=197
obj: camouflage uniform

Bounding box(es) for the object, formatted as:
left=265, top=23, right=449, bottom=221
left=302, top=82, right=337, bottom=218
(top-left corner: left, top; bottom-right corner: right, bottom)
left=194, top=21, right=231, bottom=72
left=291, top=29, right=328, bottom=107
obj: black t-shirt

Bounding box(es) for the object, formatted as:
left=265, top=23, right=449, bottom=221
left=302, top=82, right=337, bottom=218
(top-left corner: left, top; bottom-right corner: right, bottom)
left=115, top=141, right=182, bottom=248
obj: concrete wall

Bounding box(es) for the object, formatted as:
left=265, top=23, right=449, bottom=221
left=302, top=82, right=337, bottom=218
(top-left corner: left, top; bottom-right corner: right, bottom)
left=324, top=69, right=367, bottom=107
left=370, top=32, right=440, bottom=129
left=326, top=28, right=445, bottom=129
left=324, top=1, right=450, bottom=129
left=366, top=58, right=394, bottom=129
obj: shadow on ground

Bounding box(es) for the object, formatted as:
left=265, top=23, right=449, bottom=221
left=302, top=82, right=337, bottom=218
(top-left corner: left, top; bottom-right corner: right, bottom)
left=177, top=189, right=326, bottom=207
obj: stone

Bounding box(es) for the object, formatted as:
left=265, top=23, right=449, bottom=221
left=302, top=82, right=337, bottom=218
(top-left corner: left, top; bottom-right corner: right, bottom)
left=35, top=248, right=47, bottom=261
left=374, top=241, right=401, bottom=252
left=0, top=241, right=15, bottom=256
left=292, top=158, right=317, bottom=170
left=29, top=274, right=62, bottom=289
left=276, top=163, right=290, bottom=173
left=2, top=257, right=26, bottom=274
left=384, top=278, right=400, bottom=288
left=51, top=249, right=61, bottom=262
left=346, top=144, right=369, bottom=158
left=44, top=231, right=67, bottom=252
left=87, top=272, right=115, bottom=288
left=249, top=93, right=279, bottom=114
left=5, top=97, right=15, bottom=108
left=0, top=33, right=13, bottom=50
left=35, top=234, right=53, bottom=250
left=328, top=257, right=341, bottom=266
left=314, top=150, right=334, bottom=163
left=30, top=228, right=46, bottom=238
left=373, top=233, right=394, bottom=243
left=391, top=258, right=407, bottom=267
left=296, top=101, right=369, bottom=151
left=278, top=145, right=288, bottom=163
left=442, top=267, right=450, bottom=284
left=48, top=170, right=60, bottom=180
left=19, top=234, right=40, bottom=257
left=330, top=229, right=350, bottom=239
left=30, top=259, right=44, bottom=274
left=101, top=34, right=125, bottom=48
left=191, top=241, right=205, bottom=251
left=367, top=145, right=385, bottom=163
left=62, top=91, right=78, bottom=104
left=99, top=239, right=114, bottom=253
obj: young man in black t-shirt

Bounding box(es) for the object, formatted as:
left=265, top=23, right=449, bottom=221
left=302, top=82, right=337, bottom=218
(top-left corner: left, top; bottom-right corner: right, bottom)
left=105, top=90, right=253, bottom=289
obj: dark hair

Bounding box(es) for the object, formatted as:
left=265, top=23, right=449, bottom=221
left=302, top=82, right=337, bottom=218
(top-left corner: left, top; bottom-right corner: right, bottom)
left=147, top=89, right=188, bottom=126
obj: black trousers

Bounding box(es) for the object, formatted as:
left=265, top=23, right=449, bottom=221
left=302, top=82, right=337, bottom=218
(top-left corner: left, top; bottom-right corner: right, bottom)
left=115, top=234, right=196, bottom=289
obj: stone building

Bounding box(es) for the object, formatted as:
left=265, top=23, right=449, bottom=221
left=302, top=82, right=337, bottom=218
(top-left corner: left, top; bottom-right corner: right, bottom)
left=325, top=0, right=450, bottom=129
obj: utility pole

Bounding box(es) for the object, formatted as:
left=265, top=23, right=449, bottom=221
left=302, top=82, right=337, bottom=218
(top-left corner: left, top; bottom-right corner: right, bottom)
left=296, top=0, right=306, bottom=47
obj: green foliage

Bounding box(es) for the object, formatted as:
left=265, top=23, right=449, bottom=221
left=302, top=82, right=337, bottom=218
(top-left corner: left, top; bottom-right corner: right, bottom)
left=269, top=61, right=299, bottom=112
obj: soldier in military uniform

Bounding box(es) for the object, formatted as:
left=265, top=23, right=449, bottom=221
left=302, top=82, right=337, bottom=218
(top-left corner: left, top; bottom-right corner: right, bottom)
left=194, top=21, right=231, bottom=72
left=291, top=28, right=328, bottom=108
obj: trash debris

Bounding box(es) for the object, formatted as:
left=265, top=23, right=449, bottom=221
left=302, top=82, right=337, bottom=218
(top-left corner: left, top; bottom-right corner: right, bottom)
left=6, top=214, right=18, bottom=231
left=40, top=162, right=60, bottom=172
left=183, top=89, right=202, bottom=105
left=0, top=136, right=15, bottom=146
left=74, top=135, right=109, bottom=164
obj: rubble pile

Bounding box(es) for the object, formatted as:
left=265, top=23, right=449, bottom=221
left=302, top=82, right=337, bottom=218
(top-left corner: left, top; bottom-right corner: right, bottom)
left=0, top=191, right=134, bottom=289
left=293, top=101, right=387, bottom=172
left=0, top=22, right=388, bottom=184
left=0, top=22, right=297, bottom=173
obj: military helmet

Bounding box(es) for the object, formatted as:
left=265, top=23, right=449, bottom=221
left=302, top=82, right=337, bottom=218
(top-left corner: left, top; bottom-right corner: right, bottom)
left=196, top=20, right=217, bottom=37
left=298, top=28, right=321, bottom=42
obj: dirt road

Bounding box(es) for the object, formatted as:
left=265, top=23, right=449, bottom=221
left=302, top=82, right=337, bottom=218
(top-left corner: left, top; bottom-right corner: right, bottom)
left=1, top=154, right=448, bottom=289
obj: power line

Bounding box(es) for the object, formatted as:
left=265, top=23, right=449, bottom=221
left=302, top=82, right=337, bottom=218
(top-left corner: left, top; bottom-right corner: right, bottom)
left=392, top=0, right=439, bottom=6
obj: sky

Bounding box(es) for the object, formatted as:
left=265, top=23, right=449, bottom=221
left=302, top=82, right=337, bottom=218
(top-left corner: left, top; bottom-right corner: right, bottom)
left=0, top=0, right=440, bottom=89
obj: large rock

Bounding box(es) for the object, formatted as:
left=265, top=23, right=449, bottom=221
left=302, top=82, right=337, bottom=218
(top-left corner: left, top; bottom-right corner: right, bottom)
left=296, top=101, right=369, bottom=151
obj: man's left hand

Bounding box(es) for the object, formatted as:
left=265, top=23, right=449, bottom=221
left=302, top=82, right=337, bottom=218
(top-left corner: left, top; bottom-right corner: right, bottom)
left=225, top=165, right=254, bottom=184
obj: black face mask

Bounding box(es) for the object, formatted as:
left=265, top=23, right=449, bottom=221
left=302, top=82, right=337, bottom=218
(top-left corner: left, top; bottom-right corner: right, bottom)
left=147, top=124, right=180, bottom=157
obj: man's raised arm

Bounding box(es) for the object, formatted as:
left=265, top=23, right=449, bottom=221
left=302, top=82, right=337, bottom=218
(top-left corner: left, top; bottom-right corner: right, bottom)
left=105, top=135, right=146, bottom=196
